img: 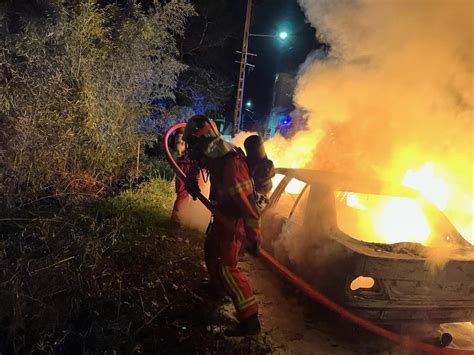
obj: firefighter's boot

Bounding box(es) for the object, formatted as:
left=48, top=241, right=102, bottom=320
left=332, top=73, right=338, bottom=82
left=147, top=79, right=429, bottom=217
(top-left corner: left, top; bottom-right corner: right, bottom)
left=224, top=314, right=261, bottom=337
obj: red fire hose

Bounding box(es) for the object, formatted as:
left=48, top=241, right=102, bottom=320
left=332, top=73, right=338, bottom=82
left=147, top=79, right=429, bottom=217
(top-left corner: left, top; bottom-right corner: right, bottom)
left=164, top=123, right=471, bottom=355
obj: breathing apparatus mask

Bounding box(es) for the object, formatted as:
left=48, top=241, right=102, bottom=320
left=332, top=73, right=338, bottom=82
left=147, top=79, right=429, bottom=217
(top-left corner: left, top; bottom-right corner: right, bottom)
left=184, top=115, right=234, bottom=162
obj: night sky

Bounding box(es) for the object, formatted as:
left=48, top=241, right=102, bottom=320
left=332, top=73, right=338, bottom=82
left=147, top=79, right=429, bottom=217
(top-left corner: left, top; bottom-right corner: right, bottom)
left=242, top=0, right=321, bottom=121
left=5, top=0, right=321, bottom=126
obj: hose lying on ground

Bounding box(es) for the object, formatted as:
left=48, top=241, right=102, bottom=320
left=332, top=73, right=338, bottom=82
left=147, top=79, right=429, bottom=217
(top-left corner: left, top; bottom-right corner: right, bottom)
left=164, top=123, right=471, bottom=355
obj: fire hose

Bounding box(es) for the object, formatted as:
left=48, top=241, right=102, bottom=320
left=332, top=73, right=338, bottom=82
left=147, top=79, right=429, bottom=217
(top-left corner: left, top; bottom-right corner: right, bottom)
left=164, top=123, right=471, bottom=355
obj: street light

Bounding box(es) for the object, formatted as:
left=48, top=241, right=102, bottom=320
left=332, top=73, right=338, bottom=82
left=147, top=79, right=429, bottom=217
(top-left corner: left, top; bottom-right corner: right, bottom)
left=233, top=0, right=291, bottom=134
left=247, top=31, right=290, bottom=40
left=234, top=26, right=291, bottom=134
left=278, top=31, right=288, bottom=40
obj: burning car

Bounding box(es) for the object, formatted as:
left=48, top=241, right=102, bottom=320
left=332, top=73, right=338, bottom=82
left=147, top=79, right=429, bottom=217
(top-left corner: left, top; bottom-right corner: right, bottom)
left=262, top=168, right=474, bottom=324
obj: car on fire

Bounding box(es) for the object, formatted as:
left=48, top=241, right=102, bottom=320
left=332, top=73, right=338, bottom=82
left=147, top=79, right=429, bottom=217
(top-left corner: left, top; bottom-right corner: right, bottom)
left=261, top=168, right=474, bottom=324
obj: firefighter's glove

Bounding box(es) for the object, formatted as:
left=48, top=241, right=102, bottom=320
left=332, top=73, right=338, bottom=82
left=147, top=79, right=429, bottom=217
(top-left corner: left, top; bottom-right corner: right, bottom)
left=185, top=175, right=200, bottom=200
left=246, top=239, right=261, bottom=257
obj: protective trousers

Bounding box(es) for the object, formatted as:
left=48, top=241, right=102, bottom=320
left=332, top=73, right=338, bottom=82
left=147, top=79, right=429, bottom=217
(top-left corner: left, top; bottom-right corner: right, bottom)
left=205, top=220, right=258, bottom=321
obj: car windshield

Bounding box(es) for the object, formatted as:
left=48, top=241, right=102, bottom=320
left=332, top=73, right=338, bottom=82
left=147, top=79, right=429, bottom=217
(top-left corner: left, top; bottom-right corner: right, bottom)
left=334, top=191, right=434, bottom=245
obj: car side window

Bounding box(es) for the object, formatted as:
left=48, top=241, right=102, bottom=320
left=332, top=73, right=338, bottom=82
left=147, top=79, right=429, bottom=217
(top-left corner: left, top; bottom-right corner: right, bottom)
left=272, top=178, right=308, bottom=222
left=288, top=184, right=310, bottom=227
left=262, top=178, right=308, bottom=245
left=272, top=190, right=296, bottom=219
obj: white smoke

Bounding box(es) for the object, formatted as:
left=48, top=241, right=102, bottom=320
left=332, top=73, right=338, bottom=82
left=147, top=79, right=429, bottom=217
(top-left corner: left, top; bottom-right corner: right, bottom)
left=177, top=182, right=211, bottom=232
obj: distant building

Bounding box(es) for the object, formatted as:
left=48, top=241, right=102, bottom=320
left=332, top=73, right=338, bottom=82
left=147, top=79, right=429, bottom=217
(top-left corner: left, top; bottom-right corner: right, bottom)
left=265, top=72, right=309, bottom=138
left=265, top=72, right=297, bottom=138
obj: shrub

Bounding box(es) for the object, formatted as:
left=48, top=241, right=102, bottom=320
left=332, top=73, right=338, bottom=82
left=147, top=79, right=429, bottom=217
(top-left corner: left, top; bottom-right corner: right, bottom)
left=0, top=0, right=195, bottom=206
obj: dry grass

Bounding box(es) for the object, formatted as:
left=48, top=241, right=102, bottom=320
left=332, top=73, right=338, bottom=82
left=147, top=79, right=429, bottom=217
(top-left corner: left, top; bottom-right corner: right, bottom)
left=0, top=178, right=271, bottom=353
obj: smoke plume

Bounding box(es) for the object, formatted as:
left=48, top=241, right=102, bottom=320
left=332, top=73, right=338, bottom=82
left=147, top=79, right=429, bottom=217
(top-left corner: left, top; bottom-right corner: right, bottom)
left=293, top=0, right=473, bottom=242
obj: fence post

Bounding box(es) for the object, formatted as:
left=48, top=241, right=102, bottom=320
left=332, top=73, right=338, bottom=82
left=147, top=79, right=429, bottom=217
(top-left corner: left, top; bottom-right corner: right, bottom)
left=136, top=141, right=140, bottom=179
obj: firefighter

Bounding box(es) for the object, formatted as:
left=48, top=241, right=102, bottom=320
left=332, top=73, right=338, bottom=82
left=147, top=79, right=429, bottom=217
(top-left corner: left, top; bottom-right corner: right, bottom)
left=170, top=128, right=193, bottom=226
left=183, top=115, right=262, bottom=336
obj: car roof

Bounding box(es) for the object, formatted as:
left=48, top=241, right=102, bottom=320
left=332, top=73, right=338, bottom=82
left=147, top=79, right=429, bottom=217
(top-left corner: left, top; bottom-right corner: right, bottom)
left=275, top=168, right=419, bottom=198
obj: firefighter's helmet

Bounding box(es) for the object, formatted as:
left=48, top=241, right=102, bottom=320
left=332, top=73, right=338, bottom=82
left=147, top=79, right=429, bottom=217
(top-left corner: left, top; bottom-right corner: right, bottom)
left=183, top=115, right=222, bottom=161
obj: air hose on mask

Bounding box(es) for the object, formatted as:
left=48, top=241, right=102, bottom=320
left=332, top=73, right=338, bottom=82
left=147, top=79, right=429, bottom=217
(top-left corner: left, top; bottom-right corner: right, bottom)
left=164, top=123, right=468, bottom=355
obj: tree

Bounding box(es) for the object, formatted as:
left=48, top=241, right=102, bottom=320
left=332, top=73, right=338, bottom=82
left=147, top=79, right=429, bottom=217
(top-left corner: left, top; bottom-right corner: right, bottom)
left=0, top=0, right=194, bottom=205
left=174, top=0, right=243, bottom=119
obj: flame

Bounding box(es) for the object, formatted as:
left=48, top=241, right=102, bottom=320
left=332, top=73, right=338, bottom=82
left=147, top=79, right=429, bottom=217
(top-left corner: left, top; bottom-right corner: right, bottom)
left=266, top=129, right=324, bottom=195
left=285, top=179, right=306, bottom=194
left=288, top=0, right=473, bottom=246
left=266, top=130, right=321, bottom=195
left=402, top=163, right=449, bottom=210
left=271, top=174, right=306, bottom=194
left=374, top=197, right=431, bottom=244
left=264, top=125, right=472, bottom=246
left=346, top=192, right=366, bottom=210
left=372, top=162, right=447, bottom=244
left=265, top=130, right=321, bottom=170
left=349, top=162, right=472, bottom=245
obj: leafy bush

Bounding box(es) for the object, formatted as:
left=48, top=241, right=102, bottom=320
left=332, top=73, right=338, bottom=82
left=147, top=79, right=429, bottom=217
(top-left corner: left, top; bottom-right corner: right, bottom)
left=0, top=0, right=194, bottom=206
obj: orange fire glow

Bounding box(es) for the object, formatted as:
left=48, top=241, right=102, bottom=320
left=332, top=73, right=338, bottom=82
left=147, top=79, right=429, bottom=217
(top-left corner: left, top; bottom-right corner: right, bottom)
left=372, top=163, right=449, bottom=244
left=342, top=162, right=472, bottom=245
left=266, top=142, right=473, bottom=246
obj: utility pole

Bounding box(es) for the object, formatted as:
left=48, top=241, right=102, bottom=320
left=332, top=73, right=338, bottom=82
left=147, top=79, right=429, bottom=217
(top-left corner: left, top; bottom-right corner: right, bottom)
left=233, top=0, right=252, bottom=136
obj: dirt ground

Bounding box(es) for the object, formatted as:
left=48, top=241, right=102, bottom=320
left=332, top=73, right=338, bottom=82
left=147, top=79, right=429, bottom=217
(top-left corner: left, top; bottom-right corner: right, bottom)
left=237, top=255, right=402, bottom=355
left=235, top=254, right=474, bottom=355
left=1, top=215, right=473, bottom=354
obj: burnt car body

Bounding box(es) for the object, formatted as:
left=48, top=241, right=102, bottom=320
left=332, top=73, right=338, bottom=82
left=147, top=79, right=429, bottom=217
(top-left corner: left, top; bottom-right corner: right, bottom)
left=262, top=168, right=474, bottom=324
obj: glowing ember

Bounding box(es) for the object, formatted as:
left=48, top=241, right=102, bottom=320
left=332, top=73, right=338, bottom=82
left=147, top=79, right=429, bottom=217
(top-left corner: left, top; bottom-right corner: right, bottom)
left=350, top=276, right=375, bottom=291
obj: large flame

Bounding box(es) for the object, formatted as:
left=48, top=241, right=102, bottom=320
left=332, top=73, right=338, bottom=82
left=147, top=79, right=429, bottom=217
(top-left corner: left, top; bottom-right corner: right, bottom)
left=337, top=163, right=448, bottom=245
left=402, top=163, right=450, bottom=211
left=266, top=129, right=322, bottom=194
left=266, top=142, right=473, bottom=245
left=373, top=197, right=431, bottom=245
left=373, top=163, right=450, bottom=245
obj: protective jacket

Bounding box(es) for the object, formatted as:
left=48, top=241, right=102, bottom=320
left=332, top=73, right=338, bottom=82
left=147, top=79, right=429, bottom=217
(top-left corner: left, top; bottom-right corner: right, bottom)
left=208, top=150, right=261, bottom=245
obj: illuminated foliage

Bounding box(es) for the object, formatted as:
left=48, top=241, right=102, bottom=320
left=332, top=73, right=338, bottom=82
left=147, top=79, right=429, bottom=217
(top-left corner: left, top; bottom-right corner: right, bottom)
left=0, top=0, right=194, bottom=204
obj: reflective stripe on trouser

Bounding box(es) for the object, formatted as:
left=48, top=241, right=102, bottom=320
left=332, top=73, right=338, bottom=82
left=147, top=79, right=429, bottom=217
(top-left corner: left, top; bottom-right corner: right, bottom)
left=206, top=220, right=258, bottom=321
left=219, top=265, right=258, bottom=321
